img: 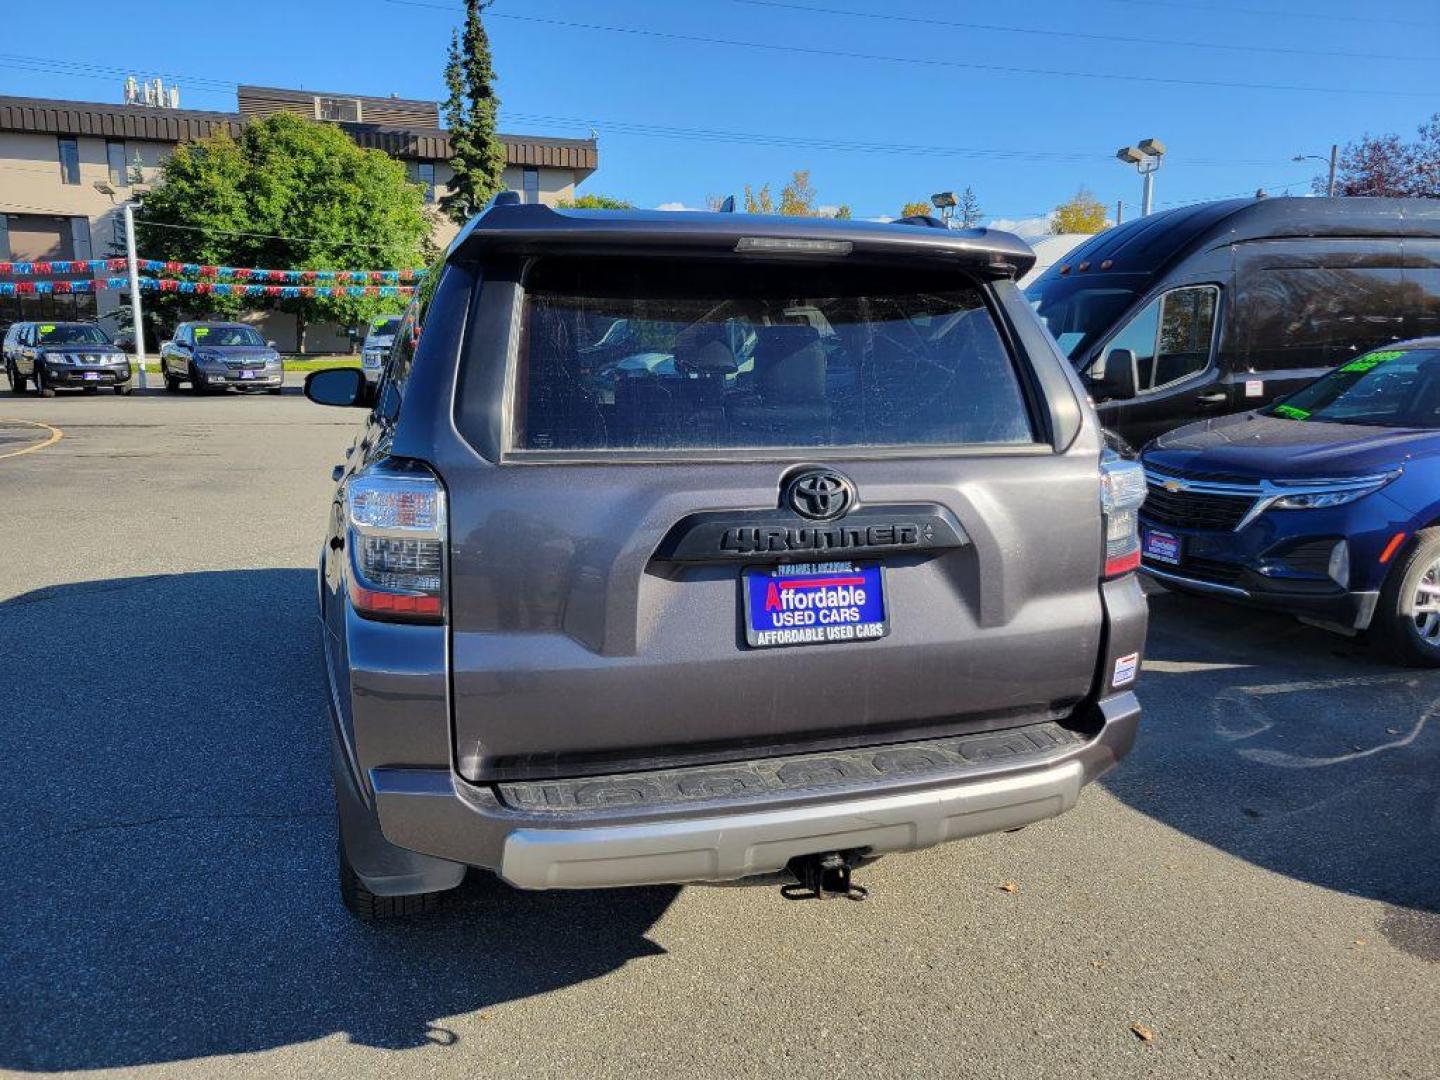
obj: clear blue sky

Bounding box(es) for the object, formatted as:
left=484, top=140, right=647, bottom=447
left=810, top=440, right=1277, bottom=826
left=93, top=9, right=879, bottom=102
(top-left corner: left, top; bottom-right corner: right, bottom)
left=3, top=0, right=1436, bottom=230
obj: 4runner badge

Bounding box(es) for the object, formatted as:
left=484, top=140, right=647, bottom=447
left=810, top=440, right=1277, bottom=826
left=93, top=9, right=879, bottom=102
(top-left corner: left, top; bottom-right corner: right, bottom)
left=784, top=469, right=855, bottom=521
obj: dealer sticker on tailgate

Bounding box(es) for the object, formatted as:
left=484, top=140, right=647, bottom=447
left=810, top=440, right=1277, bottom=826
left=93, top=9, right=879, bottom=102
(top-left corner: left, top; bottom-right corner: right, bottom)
left=742, top=561, right=888, bottom=648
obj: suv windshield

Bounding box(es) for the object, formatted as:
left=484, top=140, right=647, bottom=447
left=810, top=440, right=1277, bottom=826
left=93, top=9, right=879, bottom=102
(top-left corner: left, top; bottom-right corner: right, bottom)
left=513, top=257, right=1035, bottom=452
left=37, top=323, right=108, bottom=345
left=368, top=317, right=401, bottom=337
left=1270, top=347, right=1440, bottom=428
left=195, top=326, right=265, bottom=347
left=1024, top=276, right=1141, bottom=359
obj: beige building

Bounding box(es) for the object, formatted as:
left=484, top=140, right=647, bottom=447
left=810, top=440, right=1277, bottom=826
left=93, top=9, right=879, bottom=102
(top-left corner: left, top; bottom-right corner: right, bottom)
left=0, top=86, right=598, bottom=349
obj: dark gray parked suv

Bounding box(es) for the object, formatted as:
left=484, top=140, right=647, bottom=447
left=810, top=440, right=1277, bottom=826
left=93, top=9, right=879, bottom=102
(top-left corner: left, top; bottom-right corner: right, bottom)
left=304, top=197, right=1149, bottom=917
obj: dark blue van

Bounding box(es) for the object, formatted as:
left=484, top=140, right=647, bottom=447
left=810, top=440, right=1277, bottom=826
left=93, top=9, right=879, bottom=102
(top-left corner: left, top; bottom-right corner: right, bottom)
left=1026, top=197, right=1440, bottom=449
left=1139, top=340, right=1440, bottom=665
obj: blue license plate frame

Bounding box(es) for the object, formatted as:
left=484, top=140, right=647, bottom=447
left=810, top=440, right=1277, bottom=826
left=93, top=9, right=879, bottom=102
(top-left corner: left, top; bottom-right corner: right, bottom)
left=1143, top=528, right=1182, bottom=566
left=741, top=561, right=888, bottom=649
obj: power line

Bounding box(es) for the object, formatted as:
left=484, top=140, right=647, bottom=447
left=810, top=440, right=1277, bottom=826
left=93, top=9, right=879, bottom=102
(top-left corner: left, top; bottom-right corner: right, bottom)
left=728, top=0, right=1428, bottom=63
left=136, top=220, right=413, bottom=250
left=1105, top=0, right=1440, bottom=30
left=386, top=0, right=1434, bottom=98
left=500, top=111, right=1291, bottom=168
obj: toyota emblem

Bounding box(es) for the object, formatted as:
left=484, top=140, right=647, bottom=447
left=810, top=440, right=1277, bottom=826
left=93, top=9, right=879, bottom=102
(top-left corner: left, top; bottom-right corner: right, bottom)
left=784, top=469, right=855, bottom=521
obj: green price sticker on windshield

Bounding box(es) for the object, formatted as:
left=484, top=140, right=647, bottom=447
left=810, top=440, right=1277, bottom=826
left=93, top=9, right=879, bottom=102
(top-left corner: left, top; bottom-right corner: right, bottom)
left=38, top=324, right=55, bottom=335
left=1274, top=404, right=1310, bottom=420
left=194, top=327, right=209, bottom=338
left=1340, top=349, right=1404, bottom=373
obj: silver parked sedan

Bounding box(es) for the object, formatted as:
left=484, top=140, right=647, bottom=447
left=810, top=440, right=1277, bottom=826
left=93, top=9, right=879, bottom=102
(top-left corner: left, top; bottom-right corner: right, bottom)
left=160, top=322, right=284, bottom=394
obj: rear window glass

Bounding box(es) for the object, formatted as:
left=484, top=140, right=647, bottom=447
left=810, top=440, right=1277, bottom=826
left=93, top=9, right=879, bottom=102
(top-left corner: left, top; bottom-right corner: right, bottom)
left=513, top=258, right=1035, bottom=452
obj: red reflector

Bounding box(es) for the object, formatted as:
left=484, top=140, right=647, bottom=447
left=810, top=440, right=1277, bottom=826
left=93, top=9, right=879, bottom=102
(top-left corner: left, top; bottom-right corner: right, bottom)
left=1378, top=532, right=1407, bottom=565
left=1104, top=549, right=1141, bottom=578
left=351, top=583, right=442, bottom=620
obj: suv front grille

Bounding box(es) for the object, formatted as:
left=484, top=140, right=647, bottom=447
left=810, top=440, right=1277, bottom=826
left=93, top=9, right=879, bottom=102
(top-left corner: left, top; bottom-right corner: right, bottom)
left=1142, top=484, right=1255, bottom=531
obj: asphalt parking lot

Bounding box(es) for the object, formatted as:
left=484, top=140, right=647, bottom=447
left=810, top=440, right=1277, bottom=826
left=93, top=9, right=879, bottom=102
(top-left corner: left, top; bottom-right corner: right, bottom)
left=2, top=385, right=1437, bottom=1080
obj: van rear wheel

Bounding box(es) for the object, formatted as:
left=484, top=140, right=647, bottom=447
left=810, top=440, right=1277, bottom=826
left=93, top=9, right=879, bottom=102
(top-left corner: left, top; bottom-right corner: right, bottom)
left=1372, top=529, right=1440, bottom=667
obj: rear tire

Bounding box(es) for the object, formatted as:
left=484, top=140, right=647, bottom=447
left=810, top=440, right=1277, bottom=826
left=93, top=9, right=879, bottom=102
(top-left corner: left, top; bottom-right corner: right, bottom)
left=6, top=362, right=25, bottom=394
left=1371, top=528, right=1440, bottom=667
left=338, top=835, right=446, bottom=920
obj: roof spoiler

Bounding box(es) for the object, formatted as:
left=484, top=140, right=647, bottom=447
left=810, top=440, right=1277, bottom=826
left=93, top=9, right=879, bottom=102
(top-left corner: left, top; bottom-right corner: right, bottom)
left=449, top=198, right=1035, bottom=278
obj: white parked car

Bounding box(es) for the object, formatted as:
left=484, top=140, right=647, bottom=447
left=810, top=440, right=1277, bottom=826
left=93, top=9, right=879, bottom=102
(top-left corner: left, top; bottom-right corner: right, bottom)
left=360, top=315, right=402, bottom=390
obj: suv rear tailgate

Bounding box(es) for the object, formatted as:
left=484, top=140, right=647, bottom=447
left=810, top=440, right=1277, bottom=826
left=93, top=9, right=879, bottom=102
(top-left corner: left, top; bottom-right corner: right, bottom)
left=447, top=453, right=1103, bottom=781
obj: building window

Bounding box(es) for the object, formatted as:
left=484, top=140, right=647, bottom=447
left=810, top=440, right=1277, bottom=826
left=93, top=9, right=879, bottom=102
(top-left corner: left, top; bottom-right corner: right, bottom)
left=57, top=137, right=80, bottom=185
left=69, top=217, right=92, bottom=261
left=106, top=140, right=129, bottom=187
left=407, top=161, right=436, bottom=204
left=523, top=166, right=540, bottom=205
left=316, top=96, right=361, bottom=122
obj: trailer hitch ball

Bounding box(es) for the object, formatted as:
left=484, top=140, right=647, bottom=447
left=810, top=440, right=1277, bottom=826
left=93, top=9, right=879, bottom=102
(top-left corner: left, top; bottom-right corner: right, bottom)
left=782, top=851, right=869, bottom=901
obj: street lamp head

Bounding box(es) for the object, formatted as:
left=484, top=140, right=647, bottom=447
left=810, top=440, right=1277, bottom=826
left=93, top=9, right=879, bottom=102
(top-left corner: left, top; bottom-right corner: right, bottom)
left=930, top=191, right=957, bottom=209
left=1116, top=146, right=1145, bottom=165
left=92, top=180, right=116, bottom=197
left=1138, top=137, right=1166, bottom=158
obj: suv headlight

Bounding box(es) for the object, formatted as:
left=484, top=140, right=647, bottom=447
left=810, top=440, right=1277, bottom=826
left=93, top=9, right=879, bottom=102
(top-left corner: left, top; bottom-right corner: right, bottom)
left=1271, top=471, right=1400, bottom=510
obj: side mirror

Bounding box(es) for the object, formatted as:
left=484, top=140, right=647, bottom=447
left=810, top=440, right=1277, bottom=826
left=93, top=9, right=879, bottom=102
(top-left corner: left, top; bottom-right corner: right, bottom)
left=266, top=340, right=277, bottom=349
left=1093, top=347, right=1139, bottom=401
left=159, top=340, right=172, bottom=350
left=304, top=367, right=366, bottom=408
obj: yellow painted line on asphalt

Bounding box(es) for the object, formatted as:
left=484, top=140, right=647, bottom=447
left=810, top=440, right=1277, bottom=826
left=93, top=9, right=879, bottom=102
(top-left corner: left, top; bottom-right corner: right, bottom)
left=0, top=418, right=63, bottom=460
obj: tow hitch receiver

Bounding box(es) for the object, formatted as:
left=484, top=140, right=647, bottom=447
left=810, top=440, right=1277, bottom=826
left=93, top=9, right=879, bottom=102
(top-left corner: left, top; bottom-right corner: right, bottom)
left=782, top=851, right=868, bottom=901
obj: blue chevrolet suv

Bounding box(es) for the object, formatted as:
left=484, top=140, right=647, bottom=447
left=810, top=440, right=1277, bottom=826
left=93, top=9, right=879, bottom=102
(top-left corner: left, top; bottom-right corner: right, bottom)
left=1139, top=339, right=1440, bottom=666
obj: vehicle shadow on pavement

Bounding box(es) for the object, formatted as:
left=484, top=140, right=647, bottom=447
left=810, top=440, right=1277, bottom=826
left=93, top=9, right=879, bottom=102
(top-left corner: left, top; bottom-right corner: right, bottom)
left=1108, top=586, right=1440, bottom=943
left=0, top=569, right=677, bottom=1072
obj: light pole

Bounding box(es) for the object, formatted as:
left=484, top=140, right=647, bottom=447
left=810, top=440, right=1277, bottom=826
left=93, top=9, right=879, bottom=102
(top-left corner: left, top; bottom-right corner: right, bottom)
left=1116, top=138, right=1166, bottom=216
left=121, top=200, right=147, bottom=389
left=1293, top=145, right=1338, bottom=197
left=94, top=181, right=147, bottom=389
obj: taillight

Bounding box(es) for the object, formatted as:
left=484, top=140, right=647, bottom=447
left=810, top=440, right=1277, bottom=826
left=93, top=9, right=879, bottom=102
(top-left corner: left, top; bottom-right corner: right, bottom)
left=345, top=464, right=446, bottom=623
left=1100, top=455, right=1146, bottom=579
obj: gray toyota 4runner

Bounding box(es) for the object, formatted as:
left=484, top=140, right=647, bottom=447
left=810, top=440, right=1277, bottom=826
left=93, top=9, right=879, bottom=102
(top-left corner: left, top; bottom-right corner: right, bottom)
left=304, top=197, right=1149, bottom=918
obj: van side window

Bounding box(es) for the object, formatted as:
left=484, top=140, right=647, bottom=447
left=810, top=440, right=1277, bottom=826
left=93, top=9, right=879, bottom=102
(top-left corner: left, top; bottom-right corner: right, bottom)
left=1100, top=286, right=1217, bottom=393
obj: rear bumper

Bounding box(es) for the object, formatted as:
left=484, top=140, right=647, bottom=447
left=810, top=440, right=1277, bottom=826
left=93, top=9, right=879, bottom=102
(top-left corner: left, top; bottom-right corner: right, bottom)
left=369, top=691, right=1139, bottom=890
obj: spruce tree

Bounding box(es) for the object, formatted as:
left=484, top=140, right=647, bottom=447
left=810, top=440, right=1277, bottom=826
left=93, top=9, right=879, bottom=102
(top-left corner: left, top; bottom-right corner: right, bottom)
left=441, top=1, right=507, bottom=224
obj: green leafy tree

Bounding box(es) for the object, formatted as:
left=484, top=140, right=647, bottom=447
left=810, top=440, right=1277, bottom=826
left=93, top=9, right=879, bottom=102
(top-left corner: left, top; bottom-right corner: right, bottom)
left=556, top=193, right=634, bottom=209
left=899, top=200, right=932, bottom=218
left=136, top=113, right=428, bottom=351
left=1050, top=186, right=1109, bottom=234
left=832, top=204, right=853, bottom=220
left=441, top=0, right=507, bottom=224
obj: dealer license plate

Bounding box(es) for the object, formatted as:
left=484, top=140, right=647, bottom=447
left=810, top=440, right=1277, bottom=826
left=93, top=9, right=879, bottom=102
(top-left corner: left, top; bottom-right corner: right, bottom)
left=742, top=561, right=888, bottom=649
left=1143, top=528, right=1182, bottom=566
left=82, top=371, right=100, bottom=381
